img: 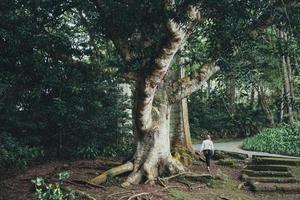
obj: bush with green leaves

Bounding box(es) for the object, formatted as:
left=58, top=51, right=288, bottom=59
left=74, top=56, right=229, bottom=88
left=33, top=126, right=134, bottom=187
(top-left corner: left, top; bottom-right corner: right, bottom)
left=0, top=133, right=44, bottom=169
left=70, top=143, right=135, bottom=160
left=241, top=123, right=300, bottom=156
left=32, top=171, right=76, bottom=200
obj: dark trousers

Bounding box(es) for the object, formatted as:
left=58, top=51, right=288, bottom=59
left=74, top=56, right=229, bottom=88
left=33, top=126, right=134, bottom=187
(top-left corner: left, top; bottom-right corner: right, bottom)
left=203, top=149, right=212, bottom=167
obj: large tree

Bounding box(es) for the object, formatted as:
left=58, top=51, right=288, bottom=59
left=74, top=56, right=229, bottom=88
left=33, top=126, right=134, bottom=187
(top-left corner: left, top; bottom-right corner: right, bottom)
left=83, top=1, right=220, bottom=186
left=84, top=0, right=300, bottom=186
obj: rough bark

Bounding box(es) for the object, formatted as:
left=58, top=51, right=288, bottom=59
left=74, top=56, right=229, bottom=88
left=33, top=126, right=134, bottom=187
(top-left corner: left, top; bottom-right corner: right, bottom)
left=169, top=67, right=194, bottom=166
left=90, top=162, right=134, bottom=185
left=168, top=63, right=220, bottom=103
left=125, top=81, right=186, bottom=186
left=250, top=85, right=255, bottom=110
left=279, top=87, right=285, bottom=123
left=121, top=16, right=189, bottom=186
left=280, top=30, right=294, bottom=123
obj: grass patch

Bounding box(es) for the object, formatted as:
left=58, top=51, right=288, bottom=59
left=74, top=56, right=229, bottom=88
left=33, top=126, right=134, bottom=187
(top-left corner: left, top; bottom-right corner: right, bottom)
left=241, top=123, right=300, bottom=157
left=168, top=189, right=196, bottom=200
left=203, top=179, right=253, bottom=200
left=168, top=178, right=253, bottom=200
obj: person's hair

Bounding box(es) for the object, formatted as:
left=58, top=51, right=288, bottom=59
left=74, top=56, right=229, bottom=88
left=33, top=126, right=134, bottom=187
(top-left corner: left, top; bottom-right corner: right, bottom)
left=205, top=134, right=211, bottom=140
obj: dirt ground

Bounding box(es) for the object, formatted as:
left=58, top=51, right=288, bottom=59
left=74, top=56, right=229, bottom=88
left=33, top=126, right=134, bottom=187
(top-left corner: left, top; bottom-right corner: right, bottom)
left=0, top=157, right=299, bottom=200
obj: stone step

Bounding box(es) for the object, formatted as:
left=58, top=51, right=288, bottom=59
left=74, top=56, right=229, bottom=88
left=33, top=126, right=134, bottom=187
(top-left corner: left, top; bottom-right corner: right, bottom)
left=241, top=169, right=293, bottom=177
left=242, top=174, right=299, bottom=183
left=213, top=150, right=248, bottom=160
left=249, top=182, right=300, bottom=193
left=253, top=157, right=300, bottom=166
left=252, top=155, right=297, bottom=159
left=245, top=165, right=289, bottom=172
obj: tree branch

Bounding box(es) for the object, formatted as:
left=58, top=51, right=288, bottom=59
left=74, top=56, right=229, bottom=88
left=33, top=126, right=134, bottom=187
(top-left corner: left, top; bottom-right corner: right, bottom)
left=168, top=63, right=220, bottom=104
left=134, top=4, right=203, bottom=131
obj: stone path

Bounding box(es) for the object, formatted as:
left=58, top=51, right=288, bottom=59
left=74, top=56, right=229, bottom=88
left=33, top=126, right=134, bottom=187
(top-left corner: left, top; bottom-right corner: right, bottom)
left=194, top=141, right=299, bottom=158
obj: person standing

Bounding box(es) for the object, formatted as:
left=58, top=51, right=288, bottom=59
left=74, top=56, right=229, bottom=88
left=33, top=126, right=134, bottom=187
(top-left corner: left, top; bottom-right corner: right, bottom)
left=200, top=134, right=214, bottom=172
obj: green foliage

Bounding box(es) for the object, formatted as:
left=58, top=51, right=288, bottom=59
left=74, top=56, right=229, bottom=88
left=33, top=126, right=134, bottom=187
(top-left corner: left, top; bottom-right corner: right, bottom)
left=168, top=189, right=195, bottom=200
left=242, top=123, right=300, bottom=156
left=0, top=0, right=134, bottom=162
left=70, top=143, right=134, bottom=159
left=0, top=133, right=43, bottom=169
left=188, top=24, right=300, bottom=139
left=1, top=0, right=300, bottom=170
left=32, top=171, right=75, bottom=200
left=189, top=88, right=265, bottom=139
left=101, top=143, right=135, bottom=157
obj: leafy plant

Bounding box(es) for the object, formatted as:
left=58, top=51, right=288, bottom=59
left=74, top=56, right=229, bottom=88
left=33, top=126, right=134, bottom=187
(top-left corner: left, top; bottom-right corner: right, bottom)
left=0, top=133, right=44, bottom=169
left=32, top=171, right=75, bottom=200
left=241, top=123, right=300, bottom=156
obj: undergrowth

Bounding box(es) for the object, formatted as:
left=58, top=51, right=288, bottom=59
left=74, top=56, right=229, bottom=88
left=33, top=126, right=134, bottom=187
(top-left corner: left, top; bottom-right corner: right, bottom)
left=241, top=123, right=300, bottom=156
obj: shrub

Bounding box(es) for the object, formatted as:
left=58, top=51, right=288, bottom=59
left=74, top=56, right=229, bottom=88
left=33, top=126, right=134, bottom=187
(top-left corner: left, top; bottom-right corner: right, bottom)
left=0, top=133, right=44, bottom=169
left=32, top=171, right=75, bottom=200
left=241, top=123, right=300, bottom=156
left=69, top=143, right=134, bottom=160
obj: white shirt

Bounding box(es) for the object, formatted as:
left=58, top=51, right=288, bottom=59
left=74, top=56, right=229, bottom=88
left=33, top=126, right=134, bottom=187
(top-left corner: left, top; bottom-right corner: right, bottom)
left=200, top=139, right=214, bottom=154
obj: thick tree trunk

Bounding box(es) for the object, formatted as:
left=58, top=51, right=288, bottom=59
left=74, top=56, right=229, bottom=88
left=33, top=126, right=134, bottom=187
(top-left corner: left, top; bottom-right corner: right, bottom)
left=257, top=86, right=275, bottom=126
left=279, top=29, right=294, bottom=123
left=279, top=87, right=285, bottom=123
left=250, top=86, right=255, bottom=110
left=207, top=79, right=211, bottom=99
left=169, top=67, right=193, bottom=166
left=122, top=21, right=187, bottom=186
left=124, top=82, right=185, bottom=186
left=181, top=97, right=193, bottom=152
left=282, top=54, right=294, bottom=123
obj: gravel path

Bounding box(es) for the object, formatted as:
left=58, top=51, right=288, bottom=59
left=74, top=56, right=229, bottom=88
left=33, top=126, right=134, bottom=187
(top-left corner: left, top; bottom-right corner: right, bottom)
left=193, top=141, right=299, bottom=158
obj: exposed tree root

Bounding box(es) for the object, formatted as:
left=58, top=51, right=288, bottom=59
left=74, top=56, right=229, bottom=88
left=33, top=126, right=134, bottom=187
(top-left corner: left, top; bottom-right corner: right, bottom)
left=106, top=190, right=134, bottom=200
left=127, top=192, right=151, bottom=200
left=66, top=179, right=106, bottom=189
left=157, top=177, right=167, bottom=188
left=176, top=179, right=193, bottom=190
left=195, top=150, right=206, bottom=162
left=120, top=154, right=186, bottom=187
left=161, top=172, right=194, bottom=181
left=90, top=162, right=133, bottom=185
left=61, top=186, right=96, bottom=200
left=65, top=180, right=93, bottom=189
left=118, top=186, right=184, bottom=200
left=161, top=172, right=213, bottom=182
